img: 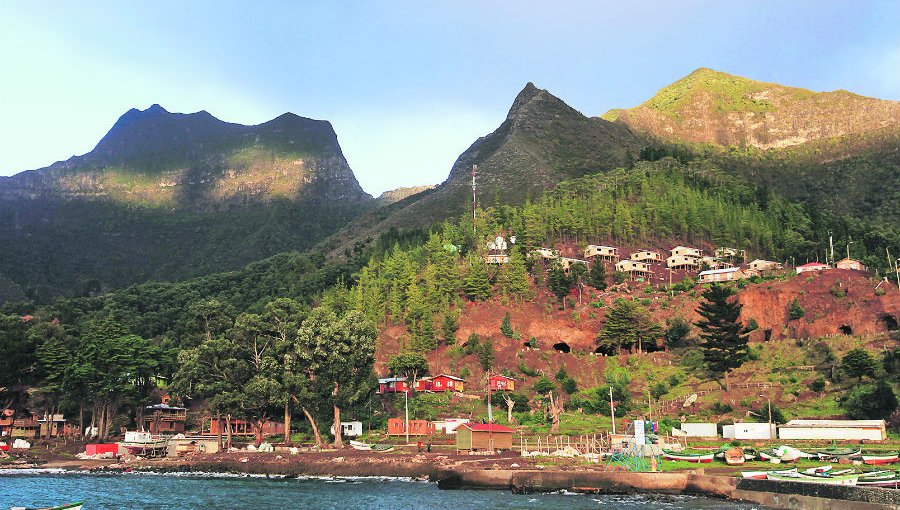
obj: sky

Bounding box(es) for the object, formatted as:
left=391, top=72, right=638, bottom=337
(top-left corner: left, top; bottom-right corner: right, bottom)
left=1, top=1, right=898, bottom=196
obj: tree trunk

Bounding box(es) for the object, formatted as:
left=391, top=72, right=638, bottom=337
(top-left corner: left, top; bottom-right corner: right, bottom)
left=302, top=407, right=323, bottom=447
left=283, top=402, right=292, bottom=446
left=79, top=405, right=84, bottom=441
left=45, top=406, right=52, bottom=440
left=253, top=419, right=264, bottom=447
left=216, top=414, right=223, bottom=450
left=225, top=414, right=233, bottom=450
left=332, top=382, right=343, bottom=448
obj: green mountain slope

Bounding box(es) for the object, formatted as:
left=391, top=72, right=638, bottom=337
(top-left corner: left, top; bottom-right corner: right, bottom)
left=0, top=106, right=373, bottom=302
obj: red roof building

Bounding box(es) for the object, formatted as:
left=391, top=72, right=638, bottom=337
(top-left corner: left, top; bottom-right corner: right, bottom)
left=489, top=375, right=516, bottom=391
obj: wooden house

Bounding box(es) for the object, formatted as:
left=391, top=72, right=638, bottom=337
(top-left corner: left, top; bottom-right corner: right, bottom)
left=38, top=414, right=76, bottom=438
left=836, top=258, right=866, bottom=271
left=748, top=259, right=783, bottom=273
left=143, top=403, right=187, bottom=434
left=715, top=247, right=739, bottom=259
left=584, top=245, right=619, bottom=262
left=666, top=254, right=700, bottom=270
left=629, top=249, right=662, bottom=262
left=387, top=417, right=435, bottom=436
left=559, top=257, right=588, bottom=273
left=455, top=423, right=515, bottom=451
left=796, top=262, right=831, bottom=274
left=699, top=256, right=732, bottom=269
left=698, top=267, right=757, bottom=283
left=484, top=251, right=509, bottom=264
left=671, top=246, right=702, bottom=258
left=489, top=375, right=516, bottom=391
left=429, top=374, right=465, bottom=392
left=377, top=377, right=410, bottom=394
left=531, top=248, right=558, bottom=260
left=615, top=260, right=652, bottom=278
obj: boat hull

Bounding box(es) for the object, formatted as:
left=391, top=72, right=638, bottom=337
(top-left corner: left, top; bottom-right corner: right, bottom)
left=662, top=451, right=714, bottom=463
left=862, top=454, right=899, bottom=465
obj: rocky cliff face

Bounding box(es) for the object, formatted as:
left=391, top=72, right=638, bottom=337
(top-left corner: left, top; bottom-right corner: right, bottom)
left=0, top=106, right=371, bottom=208
left=605, top=68, right=900, bottom=150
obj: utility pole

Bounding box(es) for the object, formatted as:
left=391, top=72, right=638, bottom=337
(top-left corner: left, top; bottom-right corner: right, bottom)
left=829, top=233, right=834, bottom=266
left=609, top=386, right=616, bottom=435
left=404, top=387, right=409, bottom=445
left=846, top=237, right=853, bottom=260
left=472, top=164, right=477, bottom=235
left=487, top=370, right=494, bottom=452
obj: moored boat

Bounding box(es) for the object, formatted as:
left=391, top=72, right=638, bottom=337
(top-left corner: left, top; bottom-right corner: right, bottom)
left=861, top=452, right=899, bottom=465
left=816, top=446, right=862, bottom=461
left=662, top=449, right=714, bottom=463
left=766, top=471, right=858, bottom=485
left=10, top=502, right=83, bottom=510
left=120, top=431, right=168, bottom=456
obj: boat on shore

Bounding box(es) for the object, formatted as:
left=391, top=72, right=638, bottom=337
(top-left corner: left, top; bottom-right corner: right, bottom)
left=661, top=449, right=714, bottom=463
left=724, top=447, right=745, bottom=466
left=766, top=470, right=858, bottom=485
left=861, top=452, right=899, bottom=465
left=815, top=446, right=862, bottom=461
left=120, top=431, right=168, bottom=456
left=349, top=440, right=371, bottom=451
left=10, top=502, right=83, bottom=510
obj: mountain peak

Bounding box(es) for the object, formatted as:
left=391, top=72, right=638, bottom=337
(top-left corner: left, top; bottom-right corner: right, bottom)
left=506, top=82, right=548, bottom=119
left=610, top=69, right=900, bottom=149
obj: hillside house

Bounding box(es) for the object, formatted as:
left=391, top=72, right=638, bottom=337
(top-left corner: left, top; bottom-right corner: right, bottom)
left=698, top=267, right=757, bottom=283
left=666, top=254, right=700, bottom=270
left=489, top=375, right=516, bottom=391
left=671, top=246, right=703, bottom=258
left=428, top=374, right=465, bottom=392
left=37, top=414, right=76, bottom=438
left=143, top=403, right=187, bottom=434
left=836, top=258, right=866, bottom=271
left=531, top=248, right=558, bottom=260
left=699, top=256, right=733, bottom=270
left=584, top=245, right=619, bottom=262
left=796, top=262, right=831, bottom=274
left=630, top=249, right=662, bottom=262
left=377, top=377, right=410, bottom=394
left=208, top=417, right=284, bottom=436
left=715, top=247, right=739, bottom=259
left=387, top=418, right=435, bottom=436
left=559, top=257, right=588, bottom=273
left=484, top=251, right=509, bottom=264
left=455, top=423, right=515, bottom=451
left=615, top=260, right=652, bottom=278
left=748, top=259, right=783, bottom=273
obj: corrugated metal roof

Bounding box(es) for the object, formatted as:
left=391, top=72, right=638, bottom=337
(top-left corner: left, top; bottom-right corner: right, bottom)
left=698, top=267, right=740, bottom=276
left=781, top=419, right=885, bottom=428
left=459, top=423, right=515, bottom=433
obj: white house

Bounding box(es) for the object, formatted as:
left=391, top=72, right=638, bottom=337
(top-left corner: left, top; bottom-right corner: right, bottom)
left=678, top=422, right=718, bottom=437
left=671, top=246, right=703, bottom=258
left=722, top=422, right=775, bottom=440
left=330, top=421, right=363, bottom=438
left=584, top=245, right=619, bottom=262
left=432, top=418, right=470, bottom=435
left=630, top=250, right=663, bottom=262
left=778, top=420, right=886, bottom=441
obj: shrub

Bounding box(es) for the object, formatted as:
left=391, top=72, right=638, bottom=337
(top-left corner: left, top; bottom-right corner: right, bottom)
left=711, top=402, right=733, bottom=414
left=664, top=317, right=691, bottom=348
left=789, top=298, right=805, bottom=320
left=518, top=363, right=540, bottom=377
left=561, top=377, right=578, bottom=395
left=533, top=375, right=556, bottom=394
left=555, top=366, right=568, bottom=382
left=500, top=312, right=514, bottom=338
left=842, top=382, right=898, bottom=420
left=526, top=336, right=538, bottom=348
left=650, top=381, right=668, bottom=399
left=876, top=287, right=887, bottom=296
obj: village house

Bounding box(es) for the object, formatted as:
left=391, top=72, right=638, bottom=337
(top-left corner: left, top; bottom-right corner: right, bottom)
left=698, top=267, right=757, bottom=283
left=427, top=374, right=465, bottom=392
left=455, top=423, right=515, bottom=451
left=748, top=259, right=783, bottom=273
left=208, top=417, right=285, bottom=436
left=377, top=377, right=410, bottom=394
left=531, top=248, right=558, bottom=260
left=699, top=255, right=733, bottom=270
left=836, top=258, right=866, bottom=272
left=558, top=257, right=588, bottom=273
left=330, top=421, right=363, bottom=438
left=715, top=247, right=740, bottom=259
left=38, top=414, right=76, bottom=438
left=489, top=374, right=516, bottom=391
left=583, top=245, right=619, bottom=263
left=615, top=259, right=652, bottom=279
left=387, top=417, right=435, bottom=436
left=796, top=262, right=831, bottom=274
left=484, top=251, right=509, bottom=264
left=666, top=254, right=700, bottom=270
left=670, top=246, right=703, bottom=259
left=629, top=249, right=662, bottom=262
left=143, top=403, right=187, bottom=434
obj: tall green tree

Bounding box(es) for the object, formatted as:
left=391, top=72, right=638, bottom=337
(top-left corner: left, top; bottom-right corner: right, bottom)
left=841, top=348, right=877, bottom=381
left=463, top=254, right=492, bottom=301
left=695, top=284, right=750, bottom=375
left=497, top=248, right=532, bottom=300
left=297, top=308, right=377, bottom=447
left=587, top=261, right=608, bottom=290
left=388, top=351, right=430, bottom=386
left=596, top=300, right=662, bottom=354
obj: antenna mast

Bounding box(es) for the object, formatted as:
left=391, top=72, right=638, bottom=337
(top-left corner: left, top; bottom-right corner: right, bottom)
left=472, top=164, right=477, bottom=235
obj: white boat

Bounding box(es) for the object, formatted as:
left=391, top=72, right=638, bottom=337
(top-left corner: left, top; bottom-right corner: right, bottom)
left=349, top=440, right=371, bottom=451
left=120, top=431, right=168, bottom=455
left=10, top=503, right=83, bottom=510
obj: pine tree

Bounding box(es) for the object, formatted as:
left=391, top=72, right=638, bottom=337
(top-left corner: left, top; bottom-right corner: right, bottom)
left=500, top=311, right=514, bottom=338
left=587, top=261, right=607, bottom=290
left=463, top=254, right=492, bottom=301
left=547, top=264, right=571, bottom=301
left=596, top=299, right=662, bottom=354
left=497, top=248, right=532, bottom=300
left=695, top=284, right=750, bottom=375
left=441, top=312, right=459, bottom=345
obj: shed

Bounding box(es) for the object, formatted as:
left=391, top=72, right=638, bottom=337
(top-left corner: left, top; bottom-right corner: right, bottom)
left=836, top=258, right=866, bottom=272
left=330, top=421, right=363, bottom=438
left=723, top=422, right=775, bottom=440
left=678, top=422, right=718, bottom=437
left=455, top=423, right=514, bottom=451
left=778, top=420, right=886, bottom=441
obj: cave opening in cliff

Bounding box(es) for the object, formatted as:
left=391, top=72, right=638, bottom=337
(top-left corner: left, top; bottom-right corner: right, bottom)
left=881, top=314, right=899, bottom=331
left=764, top=329, right=772, bottom=342
left=839, top=324, right=853, bottom=335
left=552, top=342, right=571, bottom=353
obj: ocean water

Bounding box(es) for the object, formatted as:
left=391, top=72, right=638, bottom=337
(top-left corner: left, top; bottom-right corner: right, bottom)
left=0, top=470, right=767, bottom=509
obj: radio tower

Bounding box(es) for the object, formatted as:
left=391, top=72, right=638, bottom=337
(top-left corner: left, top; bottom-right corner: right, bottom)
left=472, top=164, right=477, bottom=234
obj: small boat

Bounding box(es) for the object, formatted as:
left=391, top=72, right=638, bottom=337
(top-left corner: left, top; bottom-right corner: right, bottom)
left=767, top=470, right=858, bottom=485
left=10, top=503, right=83, bottom=510
left=742, top=448, right=757, bottom=461
left=861, top=452, right=899, bottom=465
left=120, top=431, right=168, bottom=456
left=370, top=444, right=394, bottom=452
left=349, top=440, right=372, bottom=451
left=724, top=447, right=745, bottom=466
left=858, top=471, right=900, bottom=487
left=757, top=448, right=779, bottom=461
left=742, top=468, right=796, bottom=480
left=661, top=449, right=714, bottom=463
left=816, top=446, right=862, bottom=461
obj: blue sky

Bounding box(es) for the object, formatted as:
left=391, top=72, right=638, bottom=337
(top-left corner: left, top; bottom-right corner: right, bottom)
left=1, top=1, right=898, bottom=195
